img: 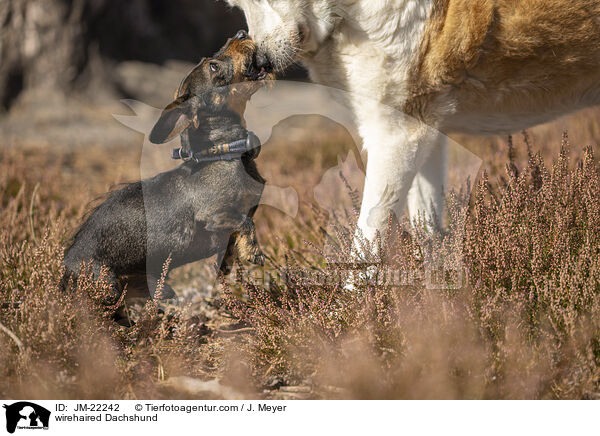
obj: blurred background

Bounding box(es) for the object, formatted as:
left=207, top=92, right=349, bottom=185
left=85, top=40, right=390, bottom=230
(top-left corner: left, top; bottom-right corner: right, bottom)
left=1, top=0, right=252, bottom=105
left=0, top=0, right=307, bottom=147
left=1, top=0, right=599, bottom=157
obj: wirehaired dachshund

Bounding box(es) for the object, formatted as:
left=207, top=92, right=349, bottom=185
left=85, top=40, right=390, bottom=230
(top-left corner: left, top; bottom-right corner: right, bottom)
left=62, top=30, right=274, bottom=304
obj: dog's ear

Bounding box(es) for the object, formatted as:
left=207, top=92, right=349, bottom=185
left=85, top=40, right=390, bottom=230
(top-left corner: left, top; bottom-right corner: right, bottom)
left=149, top=95, right=203, bottom=144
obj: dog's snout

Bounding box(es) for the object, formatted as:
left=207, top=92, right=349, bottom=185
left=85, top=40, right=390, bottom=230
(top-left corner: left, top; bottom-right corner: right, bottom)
left=298, top=24, right=309, bottom=44
left=255, top=51, right=273, bottom=72
left=234, top=29, right=249, bottom=40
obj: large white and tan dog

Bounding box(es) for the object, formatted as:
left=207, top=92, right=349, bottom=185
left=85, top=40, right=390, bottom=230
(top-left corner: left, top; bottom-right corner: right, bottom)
left=227, top=0, right=600, bottom=244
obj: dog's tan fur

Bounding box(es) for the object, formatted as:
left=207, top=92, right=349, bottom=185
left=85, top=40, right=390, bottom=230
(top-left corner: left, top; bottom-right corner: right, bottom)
left=220, top=38, right=275, bottom=126
left=221, top=224, right=263, bottom=272
left=407, top=0, right=600, bottom=129
left=231, top=0, right=600, bottom=247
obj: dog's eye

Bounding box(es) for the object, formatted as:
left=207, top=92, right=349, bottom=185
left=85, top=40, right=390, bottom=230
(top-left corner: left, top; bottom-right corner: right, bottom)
left=209, top=62, right=219, bottom=72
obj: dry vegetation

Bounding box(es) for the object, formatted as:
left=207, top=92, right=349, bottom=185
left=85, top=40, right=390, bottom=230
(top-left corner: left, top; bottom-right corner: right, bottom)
left=1, top=109, right=600, bottom=399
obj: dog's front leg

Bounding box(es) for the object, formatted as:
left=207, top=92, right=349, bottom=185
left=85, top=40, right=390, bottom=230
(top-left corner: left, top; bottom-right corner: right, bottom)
left=236, top=217, right=265, bottom=266
left=343, top=118, right=439, bottom=290
left=354, top=117, right=440, bottom=259
left=407, top=133, right=447, bottom=230
left=218, top=216, right=265, bottom=275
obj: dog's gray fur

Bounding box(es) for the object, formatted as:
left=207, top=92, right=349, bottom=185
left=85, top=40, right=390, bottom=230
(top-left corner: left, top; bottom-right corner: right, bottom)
left=61, top=31, right=266, bottom=304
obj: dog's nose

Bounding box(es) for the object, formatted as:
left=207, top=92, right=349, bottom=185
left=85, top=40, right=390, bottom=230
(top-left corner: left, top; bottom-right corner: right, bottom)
left=255, top=51, right=273, bottom=72
left=234, top=30, right=248, bottom=40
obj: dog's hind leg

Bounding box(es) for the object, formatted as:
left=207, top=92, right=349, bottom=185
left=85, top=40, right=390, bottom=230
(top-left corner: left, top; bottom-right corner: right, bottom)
left=61, top=263, right=122, bottom=306
left=91, top=265, right=122, bottom=306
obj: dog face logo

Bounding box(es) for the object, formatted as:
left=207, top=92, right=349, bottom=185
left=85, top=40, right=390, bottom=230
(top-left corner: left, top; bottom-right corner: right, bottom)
left=2, top=402, right=50, bottom=434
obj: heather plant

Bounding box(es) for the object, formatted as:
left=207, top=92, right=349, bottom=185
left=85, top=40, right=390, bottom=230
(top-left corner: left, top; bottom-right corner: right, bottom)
left=0, top=147, right=216, bottom=399
left=223, top=134, right=600, bottom=399
left=2, top=132, right=600, bottom=399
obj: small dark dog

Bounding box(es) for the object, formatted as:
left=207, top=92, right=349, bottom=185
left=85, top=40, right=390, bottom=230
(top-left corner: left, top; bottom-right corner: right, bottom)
left=61, top=31, right=273, bottom=303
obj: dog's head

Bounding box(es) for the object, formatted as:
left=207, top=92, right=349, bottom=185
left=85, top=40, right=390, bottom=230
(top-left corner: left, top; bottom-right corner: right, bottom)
left=149, top=30, right=274, bottom=144
left=226, top=0, right=338, bottom=72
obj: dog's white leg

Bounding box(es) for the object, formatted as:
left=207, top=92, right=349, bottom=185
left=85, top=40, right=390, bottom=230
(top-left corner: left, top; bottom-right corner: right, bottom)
left=407, top=133, right=447, bottom=230
left=343, top=119, right=437, bottom=291
left=354, top=119, right=437, bottom=255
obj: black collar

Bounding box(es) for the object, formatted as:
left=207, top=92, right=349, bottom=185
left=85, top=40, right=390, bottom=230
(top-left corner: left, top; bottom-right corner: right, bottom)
left=172, top=131, right=260, bottom=163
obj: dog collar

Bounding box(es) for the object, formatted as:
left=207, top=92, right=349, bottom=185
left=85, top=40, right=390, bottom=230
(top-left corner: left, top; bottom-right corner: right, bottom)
left=172, top=131, right=260, bottom=163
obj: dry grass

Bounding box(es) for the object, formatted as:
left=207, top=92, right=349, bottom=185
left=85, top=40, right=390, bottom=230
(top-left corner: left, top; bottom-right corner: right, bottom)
left=1, top=109, right=600, bottom=399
